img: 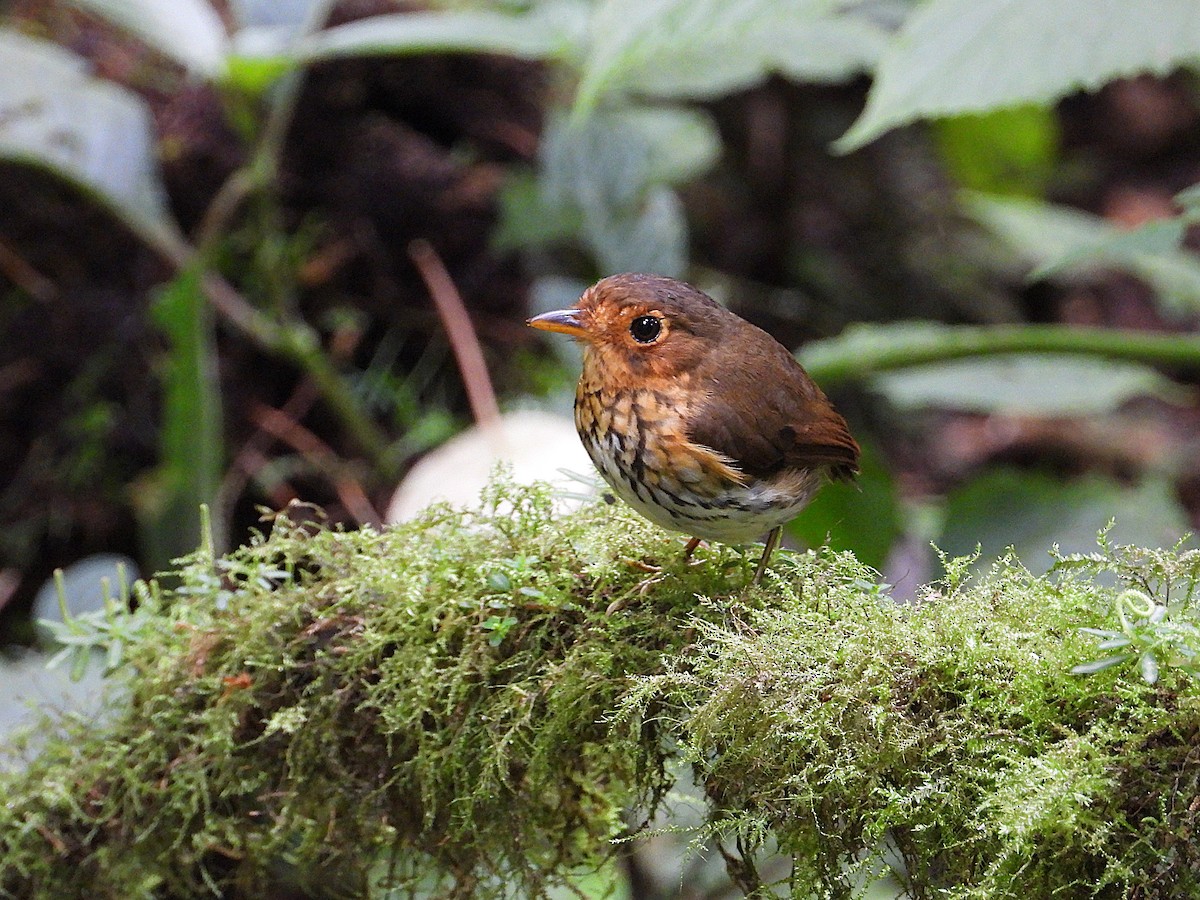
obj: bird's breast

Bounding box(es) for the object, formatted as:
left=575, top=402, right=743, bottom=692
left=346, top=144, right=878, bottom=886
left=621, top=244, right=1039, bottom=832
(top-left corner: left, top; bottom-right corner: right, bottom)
left=574, top=377, right=822, bottom=542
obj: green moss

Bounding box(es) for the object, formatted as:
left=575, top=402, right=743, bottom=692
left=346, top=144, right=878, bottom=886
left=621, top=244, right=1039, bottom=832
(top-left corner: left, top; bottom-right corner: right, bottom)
left=2, top=476, right=1199, bottom=898
left=624, top=547, right=1200, bottom=898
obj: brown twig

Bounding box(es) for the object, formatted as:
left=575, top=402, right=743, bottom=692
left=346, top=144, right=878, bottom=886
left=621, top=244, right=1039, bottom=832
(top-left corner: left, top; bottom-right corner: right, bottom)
left=0, top=569, right=19, bottom=615
left=408, top=239, right=501, bottom=429
left=216, top=379, right=321, bottom=525
left=0, top=237, right=56, bottom=301
left=247, top=402, right=383, bottom=528
left=0, top=359, right=39, bottom=395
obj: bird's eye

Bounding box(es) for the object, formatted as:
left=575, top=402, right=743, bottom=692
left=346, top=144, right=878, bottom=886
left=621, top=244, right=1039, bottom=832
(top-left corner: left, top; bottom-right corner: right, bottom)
left=629, top=315, right=662, bottom=344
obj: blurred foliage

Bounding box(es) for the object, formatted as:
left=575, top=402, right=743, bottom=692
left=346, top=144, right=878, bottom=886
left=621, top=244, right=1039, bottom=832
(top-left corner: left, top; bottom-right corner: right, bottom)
left=965, top=190, right=1200, bottom=318
left=939, top=470, right=1188, bottom=571
left=837, top=0, right=1200, bottom=151
left=139, top=268, right=225, bottom=564
left=872, top=354, right=1190, bottom=416
left=933, top=105, right=1059, bottom=198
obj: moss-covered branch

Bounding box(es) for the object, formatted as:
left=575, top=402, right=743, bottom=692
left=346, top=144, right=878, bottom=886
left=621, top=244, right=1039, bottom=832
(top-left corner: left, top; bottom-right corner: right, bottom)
left=3, top=480, right=1200, bottom=898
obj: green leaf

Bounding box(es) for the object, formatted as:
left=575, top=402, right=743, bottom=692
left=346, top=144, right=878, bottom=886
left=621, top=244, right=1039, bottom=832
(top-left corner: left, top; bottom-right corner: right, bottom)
left=618, top=106, right=722, bottom=185
left=934, top=105, right=1059, bottom=197
left=939, top=472, right=1189, bottom=574
left=872, top=354, right=1185, bottom=416
left=788, top=435, right=899, bottom=571
left=1139, top=651, right=1160, bottom=684
left=586, top=185, right=687, bottom=276
left=221, top=0, right=336, bottom=89
left=136, top=267, right=225, bottom=571
left=222, top=55, right=296, bottom=95
left=297, top=5, right=582, bottom=63
left=65, top=0, right=229, bottom=78
left=1176, top=182, right=1200, bottom=215
left=229, top=0, right=333, bottom=43
left=0, top=31, right=186, bottom=259
left=537, top=110, right=691, bottom=274
left=964, top=193, right=1200, bottom=318
left=767, top=9, right=892, bottom=85
left=800, top=320, right=1200, bottom=389
left=1071, top=654, right=1131, bottom=675
left=837, top=0, right=1200, bottom=151
left=574, top=0, right=885, bottom=111
left=493, top=170, right=582, bottom=253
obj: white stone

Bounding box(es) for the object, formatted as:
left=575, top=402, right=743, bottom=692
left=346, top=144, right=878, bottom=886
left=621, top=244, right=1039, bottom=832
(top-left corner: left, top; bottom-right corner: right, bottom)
left=385, top=410, right=596, bottom=522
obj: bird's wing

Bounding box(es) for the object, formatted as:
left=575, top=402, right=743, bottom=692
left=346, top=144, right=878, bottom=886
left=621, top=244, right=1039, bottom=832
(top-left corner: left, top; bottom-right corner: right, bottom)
left=686, top=338, right=860, bottom=482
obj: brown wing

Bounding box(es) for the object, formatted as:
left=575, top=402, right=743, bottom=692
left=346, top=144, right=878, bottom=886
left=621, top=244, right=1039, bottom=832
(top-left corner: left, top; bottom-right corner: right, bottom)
left=686, top=324, right=860, bottom=482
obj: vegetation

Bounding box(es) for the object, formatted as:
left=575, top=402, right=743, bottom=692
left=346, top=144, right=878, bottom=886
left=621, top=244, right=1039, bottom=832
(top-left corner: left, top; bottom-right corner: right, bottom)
left=2, top=0, right=1199, bottom=581
left=3, top=478, right=1200, bottom=897
left=4, top=0, right=1200, bottom=895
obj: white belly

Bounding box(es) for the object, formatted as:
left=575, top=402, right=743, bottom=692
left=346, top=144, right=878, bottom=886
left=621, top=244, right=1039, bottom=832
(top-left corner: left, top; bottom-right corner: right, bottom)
left=585, top=431, right=821, bottom=543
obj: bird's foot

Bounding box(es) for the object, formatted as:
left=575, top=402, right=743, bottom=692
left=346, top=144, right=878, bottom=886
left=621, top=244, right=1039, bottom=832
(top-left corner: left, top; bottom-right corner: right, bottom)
left=621, top=557, right=662, bottom=574
left=606, top=553, right=678, bottom=612
left=605, top=572, right=665, bottom=613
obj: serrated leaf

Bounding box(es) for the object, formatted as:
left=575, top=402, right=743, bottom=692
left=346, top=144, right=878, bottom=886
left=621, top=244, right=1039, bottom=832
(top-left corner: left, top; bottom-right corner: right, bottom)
left=575, top=0, right=885, bottom=111
left=66, top=0, right=229, bottom=77
left=298, top=4, right=583, bottom=63
left=872, top=354, right=1184, bottom=416
left=964, top=193, right=1200, bottom=318
left=0, top=32, right=185, bottom=258
left=838, top=0, right=1200, bottom=151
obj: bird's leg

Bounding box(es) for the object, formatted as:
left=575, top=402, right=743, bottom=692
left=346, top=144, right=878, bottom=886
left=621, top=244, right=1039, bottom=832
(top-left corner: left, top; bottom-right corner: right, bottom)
left=613, top=537, right=704, bottom=610
left=606, top=569, right=667, bottom=613
left=753, top=526, right=783, bottom=584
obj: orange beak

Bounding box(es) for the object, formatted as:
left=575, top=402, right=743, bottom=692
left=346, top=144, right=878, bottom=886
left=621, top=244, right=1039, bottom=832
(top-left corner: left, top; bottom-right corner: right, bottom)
left=527, top=307, right=588, bottom=339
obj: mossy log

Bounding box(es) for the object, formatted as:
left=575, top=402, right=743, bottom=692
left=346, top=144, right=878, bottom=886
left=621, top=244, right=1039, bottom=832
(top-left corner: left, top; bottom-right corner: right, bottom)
left=2, top=479, right=1199, bottom=898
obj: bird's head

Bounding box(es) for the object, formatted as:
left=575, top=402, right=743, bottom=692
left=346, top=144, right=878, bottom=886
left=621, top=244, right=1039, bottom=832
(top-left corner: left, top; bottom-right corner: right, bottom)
left=527, top=273, right=733, bottom=382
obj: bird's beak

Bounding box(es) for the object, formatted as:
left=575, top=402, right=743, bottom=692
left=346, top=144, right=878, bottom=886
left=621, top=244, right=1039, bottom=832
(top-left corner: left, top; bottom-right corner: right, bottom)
left=527, top=307, right=588, bottom=339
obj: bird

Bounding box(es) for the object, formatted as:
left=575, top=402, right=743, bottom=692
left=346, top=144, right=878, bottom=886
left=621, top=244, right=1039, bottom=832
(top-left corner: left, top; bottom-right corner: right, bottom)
left=527, top=273, right=860, bottom=584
